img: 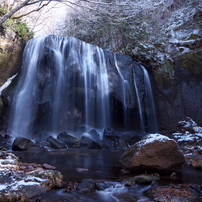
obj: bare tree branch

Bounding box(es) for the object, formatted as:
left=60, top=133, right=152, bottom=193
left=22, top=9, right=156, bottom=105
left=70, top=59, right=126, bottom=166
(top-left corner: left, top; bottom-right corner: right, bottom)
left=13, top=1, right=51, bottom=19
left=0, top=0, right=32, bottom=25
left=0, top=0, right=113, bottom=25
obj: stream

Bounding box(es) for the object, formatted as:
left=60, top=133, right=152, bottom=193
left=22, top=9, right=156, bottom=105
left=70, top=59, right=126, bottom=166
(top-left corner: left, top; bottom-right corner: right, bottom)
left=13, top=150, right=202, bottom=201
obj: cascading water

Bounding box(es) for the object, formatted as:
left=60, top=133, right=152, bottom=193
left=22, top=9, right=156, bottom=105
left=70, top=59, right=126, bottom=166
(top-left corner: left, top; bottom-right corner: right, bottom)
left=114, top=54, right=130, bottom=129
left=141, top=65, right=158, bottom=133
left=133, top=64, right=158, bottom=134
left=8, top=37, right=46, bottom=137
left=7, top=35, right=157, bottom=138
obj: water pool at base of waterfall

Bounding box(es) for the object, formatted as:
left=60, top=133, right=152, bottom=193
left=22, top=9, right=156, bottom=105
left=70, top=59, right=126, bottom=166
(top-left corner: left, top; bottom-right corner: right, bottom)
left=14, top=150, right=202, bottom=201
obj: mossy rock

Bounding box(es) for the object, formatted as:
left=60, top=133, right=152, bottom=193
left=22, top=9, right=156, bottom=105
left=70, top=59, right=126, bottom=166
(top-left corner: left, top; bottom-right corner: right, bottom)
left=122, top=174, right=160, bottom=186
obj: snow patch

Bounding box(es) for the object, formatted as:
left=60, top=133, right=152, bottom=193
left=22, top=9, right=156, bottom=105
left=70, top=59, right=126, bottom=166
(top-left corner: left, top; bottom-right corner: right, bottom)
left=0, top=184, right=7, bottom=191
left=177, top=135, right=197, bottom=143
left=0, top=73, right=17, bottom=95
left=142, top=133, right=171, bottom=145
left=11, top=180, right=40, bottom=190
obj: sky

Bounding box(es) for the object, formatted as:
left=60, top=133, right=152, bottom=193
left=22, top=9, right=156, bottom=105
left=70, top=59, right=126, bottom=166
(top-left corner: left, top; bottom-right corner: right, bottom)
left=23, top=2, right=69, bottom=36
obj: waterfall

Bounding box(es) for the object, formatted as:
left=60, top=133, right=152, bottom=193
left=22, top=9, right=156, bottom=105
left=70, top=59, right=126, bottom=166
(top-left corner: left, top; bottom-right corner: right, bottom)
left=8, top=37, right=46, bottom=137
left=133, top=64, right=158, bottom=134
left=141, top=65, right=158, bottom=132
left=7, top=35, right=157, bottom=138
left=133, top=67, right=145, bottom=134
left=114, top=54, right=130, bottom=129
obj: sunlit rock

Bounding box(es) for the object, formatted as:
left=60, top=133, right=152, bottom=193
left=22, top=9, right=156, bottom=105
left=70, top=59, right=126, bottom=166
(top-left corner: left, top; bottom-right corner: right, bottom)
left=119, top=133, right=185, bottom=172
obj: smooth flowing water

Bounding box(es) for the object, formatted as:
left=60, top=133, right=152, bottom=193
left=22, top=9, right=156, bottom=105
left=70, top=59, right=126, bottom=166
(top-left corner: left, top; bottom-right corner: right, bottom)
left=114, top=54, right=130, bottom=129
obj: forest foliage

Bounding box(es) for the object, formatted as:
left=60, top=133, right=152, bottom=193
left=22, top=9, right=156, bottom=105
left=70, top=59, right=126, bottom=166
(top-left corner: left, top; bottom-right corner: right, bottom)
left=0, top=6, right=34, bottom=40
left=0, top=0, right=201, bottom=58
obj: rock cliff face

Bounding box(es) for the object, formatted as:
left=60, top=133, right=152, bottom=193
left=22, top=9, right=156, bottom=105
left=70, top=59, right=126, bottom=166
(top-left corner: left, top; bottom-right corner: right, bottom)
left=132, top=0, right=202, bottom=129
left=155, top=2, right=202, bottom=130
left=0, top=28, right=24, bottom=117
left=0, top=29, right=24, bottom=86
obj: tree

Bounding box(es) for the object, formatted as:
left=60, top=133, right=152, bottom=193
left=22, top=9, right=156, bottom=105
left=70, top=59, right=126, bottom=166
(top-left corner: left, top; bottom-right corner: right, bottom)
left=0, top=0, right=114, bottom=25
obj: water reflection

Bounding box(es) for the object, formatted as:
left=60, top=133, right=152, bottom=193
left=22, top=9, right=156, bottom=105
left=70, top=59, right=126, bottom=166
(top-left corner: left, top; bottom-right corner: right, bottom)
left=14, top=150, right=123, bottom=181
left=14, top=150, right=202, bottom=201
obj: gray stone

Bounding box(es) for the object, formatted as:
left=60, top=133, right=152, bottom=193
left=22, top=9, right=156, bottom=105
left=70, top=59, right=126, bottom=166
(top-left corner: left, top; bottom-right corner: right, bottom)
left=47, top=136, right=66, bottom=149
left=12, top=137, right=34, bottom=151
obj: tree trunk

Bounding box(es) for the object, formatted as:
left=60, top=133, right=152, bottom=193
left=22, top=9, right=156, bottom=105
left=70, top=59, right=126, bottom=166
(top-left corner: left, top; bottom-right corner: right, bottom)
left=0, top=0, right=31, bottom=25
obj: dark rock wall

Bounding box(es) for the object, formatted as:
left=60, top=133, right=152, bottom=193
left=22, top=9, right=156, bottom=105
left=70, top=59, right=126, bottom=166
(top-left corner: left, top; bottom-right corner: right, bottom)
left=155, top=66, right=202, bottom=130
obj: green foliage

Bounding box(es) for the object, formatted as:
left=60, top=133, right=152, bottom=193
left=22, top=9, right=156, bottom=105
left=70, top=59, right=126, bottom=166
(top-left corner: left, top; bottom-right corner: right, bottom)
left=0, top=7, right=8, bottom=17
left=2, top=18, right=34, bottom=40
left=3, top=18, right=15, bottom=28
left=0, top=5, right=33, bottom=40
left=15, top=21, right=34, bottom=40
left=15, top=22, right=29, bottom=36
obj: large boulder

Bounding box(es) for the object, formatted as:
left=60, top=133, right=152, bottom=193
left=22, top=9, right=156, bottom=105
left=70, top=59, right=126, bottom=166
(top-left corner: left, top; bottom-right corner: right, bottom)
left=119, top=133, right=185, bottom=172
left=47, top=136, right=66, bottom=150
left=12, top=137, right=35, bottom=151
left=80, top=136, right=99, bottom=149
left=57, top=132, right=80, bottom=148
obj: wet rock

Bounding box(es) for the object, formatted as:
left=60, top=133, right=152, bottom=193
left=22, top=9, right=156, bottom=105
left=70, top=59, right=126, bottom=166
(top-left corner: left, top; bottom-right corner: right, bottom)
left=116, top=131, right=142, bottom=146
left=75, top=168, right=89, bottom=173
left=122, top=174, right=160, bottom=186
left=96, top=139, right=109, bottom=149
left=103, top=127, right=116, bottom=141
left=47, top=136, right=66, bottom=150
left=98, top=181, right=122, bottom=190
left=26, top=145, right=48, bottom=153
left=57, top=131, right=80, bottom=148
left=80, top=136, right=99, bottom=149
left=88, top=129, right=100, bottom=140
left=146, top=184, right=202, bottom=202
left=102, top=128, right=118, bottom=149
left=0, top=132, right=11, bottom=149
left=120, top=133, right=185, bottom=172
left=77, top=179, right=96, bottom=193
left=103, top=129, right=141, bottom=149
left=12, top=137, right=35, bottom=151
left=42, top=163, right=56, bottom=170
